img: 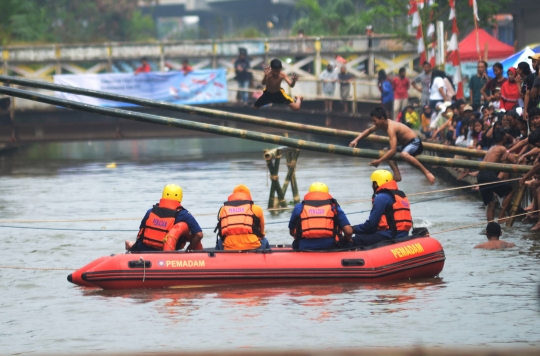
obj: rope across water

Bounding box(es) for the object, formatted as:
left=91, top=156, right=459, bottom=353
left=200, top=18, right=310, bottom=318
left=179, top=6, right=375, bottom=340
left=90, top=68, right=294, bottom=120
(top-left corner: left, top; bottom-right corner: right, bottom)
left=1, top=209, right=534, bottom=273
left=0, top=178, right=519, bottom=224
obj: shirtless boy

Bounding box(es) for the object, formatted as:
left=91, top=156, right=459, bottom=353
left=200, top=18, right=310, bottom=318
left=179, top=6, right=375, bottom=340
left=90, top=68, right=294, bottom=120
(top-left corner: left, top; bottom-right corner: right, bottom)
left=474, top=222, right=515, bottom=249
left=476, top=127, right=516, bottom=221
left=349, top=107, right=436, bottom=185
left=254, top=59, right=303, bottom=111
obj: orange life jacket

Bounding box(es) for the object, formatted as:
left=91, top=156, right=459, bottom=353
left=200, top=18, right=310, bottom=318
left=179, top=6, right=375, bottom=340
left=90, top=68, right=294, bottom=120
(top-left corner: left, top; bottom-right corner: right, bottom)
left=374, top=181, right=413, bottom=235
left=216, top=192, right=261, bottom=239
left=137, top=198, right=184, bottom=250
left=296, top=191, right=338, bottom=239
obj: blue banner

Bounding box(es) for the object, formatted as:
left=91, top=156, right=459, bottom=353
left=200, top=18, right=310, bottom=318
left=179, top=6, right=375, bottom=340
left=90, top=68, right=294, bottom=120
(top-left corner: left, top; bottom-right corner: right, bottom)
left=54, top=69, right=228, bottom=107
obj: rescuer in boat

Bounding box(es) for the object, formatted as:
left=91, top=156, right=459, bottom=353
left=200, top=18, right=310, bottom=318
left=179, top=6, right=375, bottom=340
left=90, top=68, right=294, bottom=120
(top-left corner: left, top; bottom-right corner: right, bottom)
left=215, top=184, right=271, bottom=250
left=352, top=170, right=413, bottom=247
left=125, top=184, right=204, bottom=251
left=289, top=182, right=353, bottom=251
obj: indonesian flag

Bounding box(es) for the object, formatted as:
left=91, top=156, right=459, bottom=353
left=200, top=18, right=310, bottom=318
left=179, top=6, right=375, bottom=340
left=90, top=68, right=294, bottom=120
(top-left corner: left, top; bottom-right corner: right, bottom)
left=448, top=36, right=460, bottom=66
left=417, top=26, right=425, bottom=53
left=409, top=1, right=420, bottom=28
left=429, top=45, right=436, bottom=67
left=427, top=23, right=435, bottom=37
left=455, top=65, right=464, bottom=99
left=448, top=0, right=464, bottom=99
left=469, top=0, right=480, bottom=21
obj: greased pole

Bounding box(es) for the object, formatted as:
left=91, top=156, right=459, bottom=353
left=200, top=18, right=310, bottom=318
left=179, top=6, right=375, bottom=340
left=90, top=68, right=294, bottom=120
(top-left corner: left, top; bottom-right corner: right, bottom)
left=0, top=85, right=529, bottom=174
left=0, top=75, right=485, bottom=158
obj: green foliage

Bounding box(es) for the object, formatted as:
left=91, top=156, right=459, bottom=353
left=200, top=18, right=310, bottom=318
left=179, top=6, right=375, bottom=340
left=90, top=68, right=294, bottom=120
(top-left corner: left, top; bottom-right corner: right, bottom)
left=365, top=0, right=512, bottom=43
left=233, top=27, right=266, bottom=39
left=0, top=0, right=156, bottom=45
left=293, top=0, right=365, bottom=36
left=293, top=0, right=513, bottom=40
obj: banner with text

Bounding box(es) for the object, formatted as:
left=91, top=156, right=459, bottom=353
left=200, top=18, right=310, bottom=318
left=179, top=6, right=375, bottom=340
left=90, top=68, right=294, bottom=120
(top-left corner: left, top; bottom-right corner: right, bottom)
left=54, top=69, right=228, bottom=107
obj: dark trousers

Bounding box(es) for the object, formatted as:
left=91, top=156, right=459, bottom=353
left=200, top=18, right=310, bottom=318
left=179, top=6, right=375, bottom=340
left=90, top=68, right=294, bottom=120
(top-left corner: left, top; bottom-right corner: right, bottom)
left=352, top=232, right=391, bottom=247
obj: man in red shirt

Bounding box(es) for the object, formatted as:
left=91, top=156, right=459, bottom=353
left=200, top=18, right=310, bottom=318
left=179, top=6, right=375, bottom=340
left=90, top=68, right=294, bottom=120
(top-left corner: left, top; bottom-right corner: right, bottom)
left=134, top=57, right=151, bottom=75
left=392, top=67, right=410, bottom=121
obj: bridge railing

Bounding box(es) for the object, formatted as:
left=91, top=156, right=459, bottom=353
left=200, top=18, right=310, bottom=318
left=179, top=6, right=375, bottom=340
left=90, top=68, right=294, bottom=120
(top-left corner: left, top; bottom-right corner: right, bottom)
left=1, top=35, right=420, bottom=111
left=0, top=35, right=415, bottom=63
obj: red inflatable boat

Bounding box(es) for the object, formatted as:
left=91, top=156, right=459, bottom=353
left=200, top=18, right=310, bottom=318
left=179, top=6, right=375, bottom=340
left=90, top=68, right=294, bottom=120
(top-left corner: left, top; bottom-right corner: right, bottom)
left=68, top=237, right=445, bottom=290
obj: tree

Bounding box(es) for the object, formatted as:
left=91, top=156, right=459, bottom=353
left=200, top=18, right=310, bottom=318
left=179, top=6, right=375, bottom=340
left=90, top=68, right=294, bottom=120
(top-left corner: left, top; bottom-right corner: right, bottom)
left=292, top=0, right=512, bottom=41
left=364, top=0, right=513, bottom=44
left=292, top=0, right=374, bottom=36
left=0, top=0, right=156, bottom=45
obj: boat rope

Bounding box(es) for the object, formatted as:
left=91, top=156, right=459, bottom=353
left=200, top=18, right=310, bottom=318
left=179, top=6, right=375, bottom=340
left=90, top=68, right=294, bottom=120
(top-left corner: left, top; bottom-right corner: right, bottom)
left=2, top=208, right=536, bottom=273
left=0, top=186, right=498, bottom=232
left=267, top=177, right=523, bottom=209
left=140, top=257, right=146, bottom=283
left=0, top=185, right=506, bottom=232
left=429, top=209, right=540, bottom=236
left=0, top=266, right=75, bottom=271
left=0, top=178, right=521, bottom=225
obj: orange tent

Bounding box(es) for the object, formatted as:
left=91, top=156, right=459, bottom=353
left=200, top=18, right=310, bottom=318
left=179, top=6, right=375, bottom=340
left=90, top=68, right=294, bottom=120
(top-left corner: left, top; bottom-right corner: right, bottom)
left=455, top=29, right=515, bottom=62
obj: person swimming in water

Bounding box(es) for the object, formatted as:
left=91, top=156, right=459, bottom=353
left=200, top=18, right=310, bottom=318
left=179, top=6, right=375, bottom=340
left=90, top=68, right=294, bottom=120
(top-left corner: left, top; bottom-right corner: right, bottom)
left=253, top=58, right=303, bottom=111
left=474, top=222, right=516, bottom=249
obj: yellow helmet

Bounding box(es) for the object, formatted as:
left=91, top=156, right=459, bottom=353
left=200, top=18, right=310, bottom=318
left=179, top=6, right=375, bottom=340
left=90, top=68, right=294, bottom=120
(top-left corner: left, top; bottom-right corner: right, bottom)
left=309, top=182, right=329, bottom=193
left=162, top=184, right=183, bottom=202
left=370, top=170, right=394, bottom=187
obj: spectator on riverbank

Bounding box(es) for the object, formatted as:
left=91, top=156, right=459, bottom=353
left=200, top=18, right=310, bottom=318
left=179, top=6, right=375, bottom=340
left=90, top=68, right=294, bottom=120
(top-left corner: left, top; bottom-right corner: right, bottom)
left=338, top=66, right=355, bottom=114
left=474, top=222, right=515, bottom=249
left=235, top=48, right=251, bottom=103
left=469, top=61, right=490, bottom=111
left=421, top=105, right=433, bottom=136
left=413, top=62, right=432, bottom=107
left=490, top=87, right=501, bottom=110
left=430, top=70, right=449, bottom=112
left=404, top=105, right=419, bottom=128
left=134, top=57, right=151, bottom=74
left=500, top=68, right=521, bottom=112
left=531, top=58, right=540, bottom=111
left=518, top=61, right=535, bottom=120
left=378, top=70, right=394, bottom=119
left=481, top=62, right=507, bottom=104
left=392, top=67, right=410, bottom=121
left=165, top=59, right=193, bottom=75
left=320, top=63, right=338, bottom=112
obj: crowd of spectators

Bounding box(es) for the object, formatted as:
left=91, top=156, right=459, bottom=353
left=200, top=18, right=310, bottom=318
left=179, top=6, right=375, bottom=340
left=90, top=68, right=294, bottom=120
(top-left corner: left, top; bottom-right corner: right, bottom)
left=415, top=55, right=540, bottom=228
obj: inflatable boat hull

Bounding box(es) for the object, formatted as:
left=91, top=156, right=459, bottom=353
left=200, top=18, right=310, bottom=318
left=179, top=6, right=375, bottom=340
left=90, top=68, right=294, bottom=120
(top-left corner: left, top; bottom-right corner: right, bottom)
left=68, top=237, right=445, bottom=290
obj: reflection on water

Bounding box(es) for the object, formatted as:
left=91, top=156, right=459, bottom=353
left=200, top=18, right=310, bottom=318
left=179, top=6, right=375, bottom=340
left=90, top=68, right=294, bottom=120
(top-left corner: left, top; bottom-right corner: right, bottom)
left=1, top=137, right=540, bottom=353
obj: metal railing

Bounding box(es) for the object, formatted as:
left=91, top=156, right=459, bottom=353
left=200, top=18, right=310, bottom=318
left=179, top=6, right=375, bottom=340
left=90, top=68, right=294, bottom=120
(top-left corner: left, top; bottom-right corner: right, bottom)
left=0, top=35, right=415, bottom=64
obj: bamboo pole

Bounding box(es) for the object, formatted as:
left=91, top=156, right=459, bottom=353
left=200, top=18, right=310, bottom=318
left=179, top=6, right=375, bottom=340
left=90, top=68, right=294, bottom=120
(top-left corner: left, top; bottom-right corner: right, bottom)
left=266, top=158, right=277, bottom=208
left=281, top=149, right=300, bottom=198
left=0, top=85, right=530, bottom=174
left=291, top=150, right=301, bottom=203
left=505, top=184, right=527, bottom=227
left=0, top=75, right=485, bottom=158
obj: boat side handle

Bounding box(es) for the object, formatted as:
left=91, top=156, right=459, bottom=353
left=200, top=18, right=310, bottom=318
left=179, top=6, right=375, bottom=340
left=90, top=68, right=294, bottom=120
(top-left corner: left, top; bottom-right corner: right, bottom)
left=341, top=259, right=365, bottom=267
left=128, top=260, right=152, bottom=268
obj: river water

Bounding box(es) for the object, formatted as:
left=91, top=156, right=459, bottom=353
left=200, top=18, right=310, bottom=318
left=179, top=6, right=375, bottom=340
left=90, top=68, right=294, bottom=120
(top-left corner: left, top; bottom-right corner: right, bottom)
left=1, top=137, right=539, bottom=354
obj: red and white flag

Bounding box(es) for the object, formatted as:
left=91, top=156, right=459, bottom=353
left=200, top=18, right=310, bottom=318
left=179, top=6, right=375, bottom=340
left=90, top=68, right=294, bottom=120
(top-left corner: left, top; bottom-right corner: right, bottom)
left=410, top=1, right=426, bottom=63
left=469, top=0, right=480, bottom=21
left=448, top=0, right=463, bottom=99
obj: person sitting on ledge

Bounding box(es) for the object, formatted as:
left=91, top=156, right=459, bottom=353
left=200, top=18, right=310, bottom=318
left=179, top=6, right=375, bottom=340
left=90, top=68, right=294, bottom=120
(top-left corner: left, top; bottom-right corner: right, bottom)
left=474, top=222, right=515, bottom=249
